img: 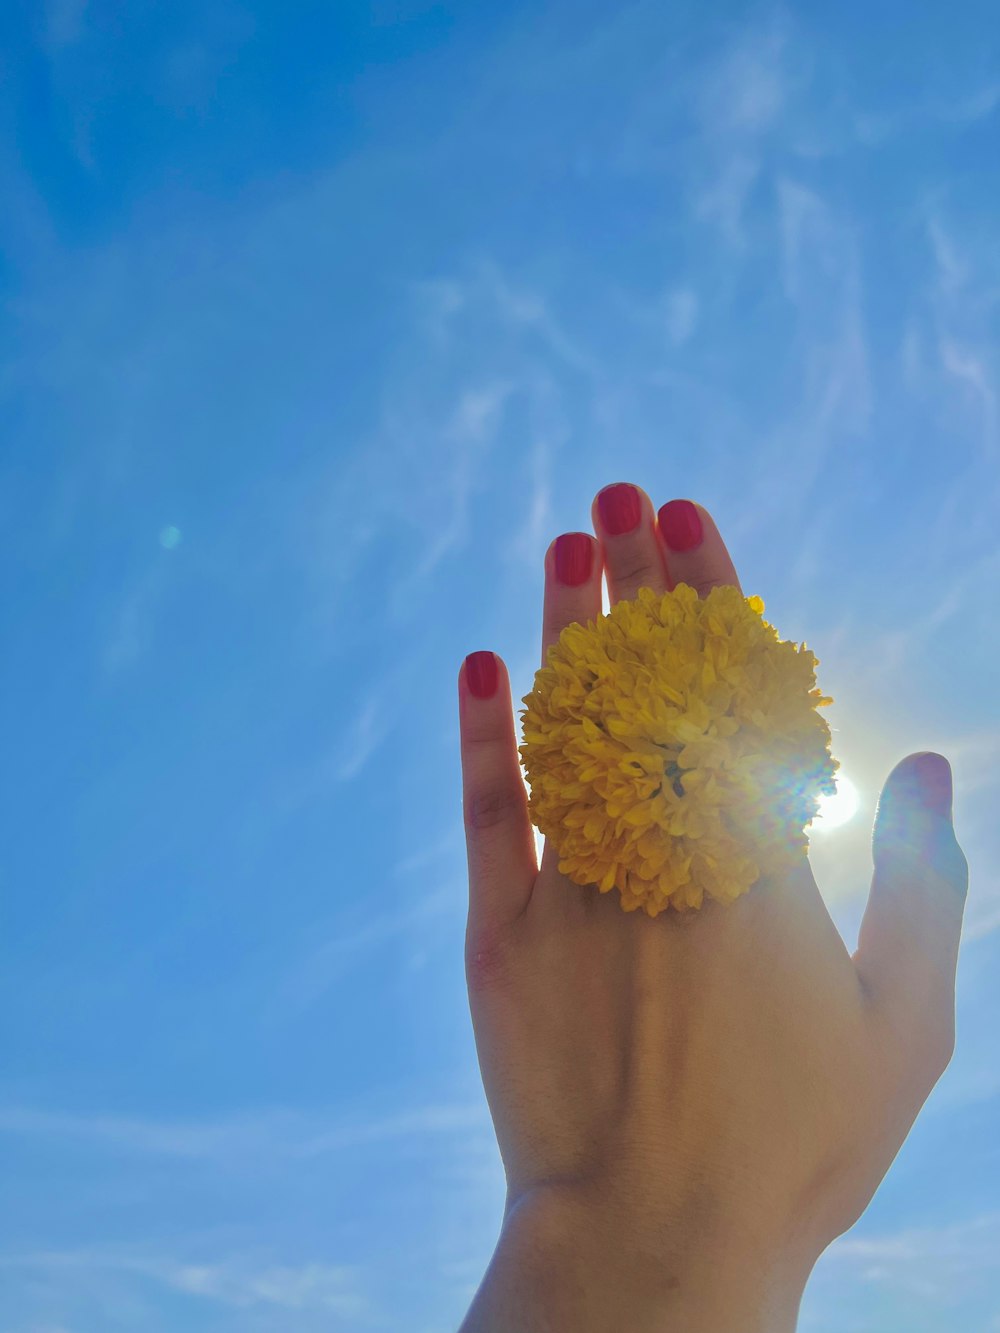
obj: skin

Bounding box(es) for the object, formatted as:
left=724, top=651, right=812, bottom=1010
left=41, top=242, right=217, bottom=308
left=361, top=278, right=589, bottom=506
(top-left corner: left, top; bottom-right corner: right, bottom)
left=456, top=485, right=969, bottom=1333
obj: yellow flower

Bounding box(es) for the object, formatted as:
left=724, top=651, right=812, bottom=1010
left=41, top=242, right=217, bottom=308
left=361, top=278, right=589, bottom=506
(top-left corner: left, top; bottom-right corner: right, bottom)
left=518, top=584, right=837, bottom=916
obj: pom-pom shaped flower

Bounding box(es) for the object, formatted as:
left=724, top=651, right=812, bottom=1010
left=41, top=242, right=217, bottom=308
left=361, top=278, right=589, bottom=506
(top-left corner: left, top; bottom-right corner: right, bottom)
left=519, top=584, right=837, bottom=916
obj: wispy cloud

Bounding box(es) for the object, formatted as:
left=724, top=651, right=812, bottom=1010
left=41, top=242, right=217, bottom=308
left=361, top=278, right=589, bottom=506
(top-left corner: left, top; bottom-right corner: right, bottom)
left=725, top=179, right=870, bottom=546
left=821, top=1211, right=1000, bottom=1295
left=387, top=380, right=513, bottom=612
left=695, top=155, right=760, bottom=246
left=0, top=1104, right=294, bottom=1158
left=690, top=18, right=790, bottom=245
left=697, top=21, right=788, bottom=137
left=854, top=82, right=1000, bottom=146
left=278, top=882, right=459, bottom=1012
left=43, top=0, right=89, bottom=49
left=292, top=1103, right=489, bottom=1159
left=0, top=1248, right=373, bottom=1319
left=939, top=336, right=998, bottom=461
left=100, top=562, right=170, bottom=675
left=664, top=288, right=699, bottom=346
left=330, top=694, right=388, bottom=782
left=0, top=1097, right=488, bottom=1161
left=861, top=543, right=1000, bottom=680
left=392, top=829, right=463, bottom=876
left=925, top=212, right=1000, bottom=463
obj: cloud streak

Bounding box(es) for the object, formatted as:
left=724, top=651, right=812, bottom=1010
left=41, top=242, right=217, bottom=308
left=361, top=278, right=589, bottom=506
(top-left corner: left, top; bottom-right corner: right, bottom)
left=0, top=1098, right=489, bottom=1161
left=0, top=1248, right=373, bottom=1319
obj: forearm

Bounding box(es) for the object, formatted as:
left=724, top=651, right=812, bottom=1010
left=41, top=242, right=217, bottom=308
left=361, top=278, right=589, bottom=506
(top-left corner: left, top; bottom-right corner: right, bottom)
left=459, top=1193, right=810, bottom=1333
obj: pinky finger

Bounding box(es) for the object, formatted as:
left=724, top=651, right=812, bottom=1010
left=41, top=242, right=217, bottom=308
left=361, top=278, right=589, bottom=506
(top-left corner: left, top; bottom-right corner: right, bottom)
left=459, top=651, right=537, bottom=944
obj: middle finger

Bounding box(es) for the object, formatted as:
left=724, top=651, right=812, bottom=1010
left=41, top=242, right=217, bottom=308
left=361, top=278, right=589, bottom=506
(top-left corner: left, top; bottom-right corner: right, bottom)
left=592, top=482, right=668, bottom=606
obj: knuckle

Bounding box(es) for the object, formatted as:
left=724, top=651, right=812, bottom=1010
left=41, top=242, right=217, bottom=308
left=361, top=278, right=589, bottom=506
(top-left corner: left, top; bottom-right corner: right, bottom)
left=466, top=783, right=524, bottom=832
left=465, top=923, right=518, bottom=995
left=692, top=579, right=723, bottom=599
left=611, top=551, right=658, bottom=590
left=897, top=1003, right=956, bottom=1085
left=691, top=568, right=735, bottom=598
left=925, top=1016, right=956, bottom=1076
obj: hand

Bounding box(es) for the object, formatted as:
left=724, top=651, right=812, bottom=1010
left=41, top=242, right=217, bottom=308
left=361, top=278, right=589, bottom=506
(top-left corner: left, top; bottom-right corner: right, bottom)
left=456, top=484, right=969, bottom=1333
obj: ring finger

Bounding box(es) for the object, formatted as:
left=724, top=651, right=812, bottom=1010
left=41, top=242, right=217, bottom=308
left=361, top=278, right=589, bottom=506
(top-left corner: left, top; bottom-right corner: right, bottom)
left=655, top=499, right=741, bottom=596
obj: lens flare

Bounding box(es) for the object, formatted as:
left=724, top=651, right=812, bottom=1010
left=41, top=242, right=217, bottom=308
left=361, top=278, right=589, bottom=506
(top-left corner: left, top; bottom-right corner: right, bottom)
left=811, top=772, right=859, bottom=832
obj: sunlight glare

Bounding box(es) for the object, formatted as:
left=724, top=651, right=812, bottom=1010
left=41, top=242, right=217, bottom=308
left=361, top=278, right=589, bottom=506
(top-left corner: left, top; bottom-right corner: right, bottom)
left=811, top=772, right=859, bottom=832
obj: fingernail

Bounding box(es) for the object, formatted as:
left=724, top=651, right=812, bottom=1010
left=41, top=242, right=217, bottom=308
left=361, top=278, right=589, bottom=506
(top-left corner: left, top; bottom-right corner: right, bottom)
left=658, top=499, right=703, bottom=552
left=554, top=533, right=594, bottom=586
left=911, top=752, right=953, bottom=820
left=597, top=482, right=642, bottom=536
left=465, top=651, right=498, bottom=700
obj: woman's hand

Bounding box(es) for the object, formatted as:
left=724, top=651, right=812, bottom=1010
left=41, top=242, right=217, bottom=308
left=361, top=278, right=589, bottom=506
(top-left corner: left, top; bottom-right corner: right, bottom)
left=456, top=484, right=969, bottom=1333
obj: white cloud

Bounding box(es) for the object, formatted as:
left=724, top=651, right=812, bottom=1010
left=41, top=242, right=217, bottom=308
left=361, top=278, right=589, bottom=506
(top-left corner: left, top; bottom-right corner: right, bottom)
left=0, top=1249, right=372, bottom=1319
left=143, top=1256, right=368, bottom=1314
left=927, top=217, right=969, bottom=296
left=695, top=153, right=761, bottom=246
left=899, top=321, right=924, bottom=390
left=44, top=0, right=89, bottom=48
left=101, top=565, right=166, bottom=674
left=278, top=881, right=459, bottom=1011
left=383, top=378, right=514, bottom=617
left=665, top=289, right=699, bottom=346
left=0, top=1104, right=291, bottom=1158
left=0, top=1096, right=488, bottom=1161
left=688, top=18, right=792, bottom=245
left=292, top=1103, right=489, bottom=1158
left=939, top=337, right=998, bottom=461
left=923, top=213, right=1000, bottom=463
left=776, top=178, right=826, bottom=304
left=392, top=829, right=463, bottom=876
left=855, top=548, right=999, bottom=681
left=947, top=83, right=1000, bottom=122
left=825, top=1211, right=1000, bottom=1291
left=965, top=903, right=1000, bottom=943
left=802, top=1211, right=1000, bottom=1330
left=696, top=21, right=788, bottom=138
left=502, top=379, right=569, bottom=570
left=855, top=83, right=1000, bottom=146
left=331, top=695, right=388, bottom=782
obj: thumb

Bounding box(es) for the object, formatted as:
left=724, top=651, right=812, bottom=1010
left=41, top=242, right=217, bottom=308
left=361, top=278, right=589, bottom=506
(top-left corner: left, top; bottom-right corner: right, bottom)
left=855, top=753, right=969, bottom=1058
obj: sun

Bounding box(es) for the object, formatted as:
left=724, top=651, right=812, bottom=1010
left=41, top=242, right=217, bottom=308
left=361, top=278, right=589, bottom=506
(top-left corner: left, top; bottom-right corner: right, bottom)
left=811, top=772, right=860, bottom=832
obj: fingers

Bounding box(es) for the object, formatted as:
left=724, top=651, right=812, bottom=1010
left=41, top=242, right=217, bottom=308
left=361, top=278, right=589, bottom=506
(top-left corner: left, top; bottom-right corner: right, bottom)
left=656, top=499, right=742, bottom=595
left=459, top=651, right=538, bottom=943
left=541, top=532, right=602, bottom=667
left=591, top=482, right=668, bottom=606
left=854, top=753, right=969, bottom=1073
left=536, top=532, right=604, bottom=889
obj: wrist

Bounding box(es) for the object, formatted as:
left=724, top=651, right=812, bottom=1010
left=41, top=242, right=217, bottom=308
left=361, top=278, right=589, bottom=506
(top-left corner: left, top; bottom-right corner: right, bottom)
left=460, top=1186, right=813, bottom=1333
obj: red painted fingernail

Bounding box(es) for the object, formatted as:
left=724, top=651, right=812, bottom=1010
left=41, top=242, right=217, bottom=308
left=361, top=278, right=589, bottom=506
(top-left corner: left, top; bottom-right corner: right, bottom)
left=597, top=482, right=642, bottom=536
left=553, top=533, right=594, bottom=586
left=658, top=499, right=703, bottom=552
left=911, top=752, right=953, bottom=820
left=465, top=651, right=498, bottom=700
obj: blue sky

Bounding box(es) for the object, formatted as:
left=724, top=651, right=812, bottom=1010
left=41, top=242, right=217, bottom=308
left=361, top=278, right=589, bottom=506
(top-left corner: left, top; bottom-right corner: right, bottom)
left=1, top=1, right=998, bottom=1329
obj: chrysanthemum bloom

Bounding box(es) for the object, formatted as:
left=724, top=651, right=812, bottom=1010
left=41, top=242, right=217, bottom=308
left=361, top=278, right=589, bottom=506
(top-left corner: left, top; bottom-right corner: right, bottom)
left=519, top=584, right=837, bottom=915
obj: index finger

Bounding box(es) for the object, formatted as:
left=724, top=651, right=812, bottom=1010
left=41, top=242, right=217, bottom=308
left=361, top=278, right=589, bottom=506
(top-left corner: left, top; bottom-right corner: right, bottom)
left=540, top=531, right=603, bottom=667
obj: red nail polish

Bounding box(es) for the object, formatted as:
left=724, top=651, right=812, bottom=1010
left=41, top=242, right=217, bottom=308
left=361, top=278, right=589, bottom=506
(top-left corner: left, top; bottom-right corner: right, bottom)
left=658, top=499, right=703, bottom=552
left=465, top=651, right=498, bottom=700
left=911, top=752, right=953, bottom=819
left=597, top=483, right=642, bottom=536
left=554, top=533, right=594, bottom=586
